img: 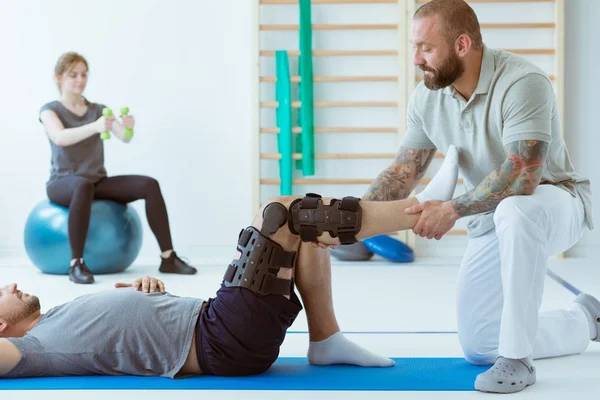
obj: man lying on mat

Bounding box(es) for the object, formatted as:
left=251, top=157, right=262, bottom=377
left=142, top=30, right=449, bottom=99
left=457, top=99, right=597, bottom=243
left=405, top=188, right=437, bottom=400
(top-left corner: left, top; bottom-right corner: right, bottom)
left=3, top=191, right=599, bottom=380
left=0, top=183, right=459, bottom=379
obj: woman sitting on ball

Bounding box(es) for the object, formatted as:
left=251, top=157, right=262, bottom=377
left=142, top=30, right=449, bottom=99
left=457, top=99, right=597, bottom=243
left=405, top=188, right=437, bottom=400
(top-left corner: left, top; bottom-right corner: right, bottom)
left=39, top=51, right=196, bottom=284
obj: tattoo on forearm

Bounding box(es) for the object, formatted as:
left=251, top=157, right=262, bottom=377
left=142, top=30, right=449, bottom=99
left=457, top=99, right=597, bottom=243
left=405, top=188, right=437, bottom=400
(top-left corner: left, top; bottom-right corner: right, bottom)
left=364, top=147, right=435, bottom=201
left=452, top=140, right=548, bottom=217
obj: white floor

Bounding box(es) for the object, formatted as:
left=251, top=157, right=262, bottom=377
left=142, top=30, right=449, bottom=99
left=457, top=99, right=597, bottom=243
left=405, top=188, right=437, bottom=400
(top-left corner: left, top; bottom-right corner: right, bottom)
left=1, top=255, right=599, bottom=399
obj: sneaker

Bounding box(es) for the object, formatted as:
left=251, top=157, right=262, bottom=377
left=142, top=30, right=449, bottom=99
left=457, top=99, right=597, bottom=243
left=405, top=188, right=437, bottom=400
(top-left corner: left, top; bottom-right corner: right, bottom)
left=159, top=252, right=197, bottom=275
left=69, top=259, right=95, bottom=284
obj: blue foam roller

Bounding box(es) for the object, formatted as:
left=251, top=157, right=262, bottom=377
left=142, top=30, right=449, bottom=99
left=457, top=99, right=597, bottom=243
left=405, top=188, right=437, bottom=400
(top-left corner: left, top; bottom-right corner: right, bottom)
left=363, top=235, right=415, bottom=263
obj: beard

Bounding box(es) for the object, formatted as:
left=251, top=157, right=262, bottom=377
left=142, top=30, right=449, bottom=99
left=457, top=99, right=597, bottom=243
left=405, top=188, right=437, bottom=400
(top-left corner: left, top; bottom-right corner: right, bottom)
left=420, top=50, right=464, bottom=90
left=5, top=296, right=41, bottom=324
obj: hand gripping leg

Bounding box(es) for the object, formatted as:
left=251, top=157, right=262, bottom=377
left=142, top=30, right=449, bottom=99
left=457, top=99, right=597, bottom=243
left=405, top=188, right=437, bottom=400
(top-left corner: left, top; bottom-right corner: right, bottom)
left=288, top=193, right=362, bottom=245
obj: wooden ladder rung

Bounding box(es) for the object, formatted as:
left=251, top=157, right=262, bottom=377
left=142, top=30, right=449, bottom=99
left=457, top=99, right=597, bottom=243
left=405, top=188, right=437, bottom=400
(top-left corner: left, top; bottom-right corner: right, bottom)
left=260, top=23, right=554, bottom=31
left=261, top=152, right=447, bottom=160
left=260, top=75, right=397, bottom=83
left=505, top=48, right=556, bottom=55
left=260, top=127, right=398, bottom=134
left=417, top=0, right=553, bottom=3
left=261, top=101, right=397, bottom=108
left=261, top=153, right=398, bottom=160
left=260, top=24, right=397, bottom=31
left=262, top=178, right=373, bottom=185
left=260, top=50, right=397, bottom=57
left=259, top=48, right=554, bottom=58
left=261, top=0, right=397, bottom=4
left=481, top=22, right=556, bottom=29
left=260, top=178, right=464, bottom=185
left=416, top=73, right=556, bottom=81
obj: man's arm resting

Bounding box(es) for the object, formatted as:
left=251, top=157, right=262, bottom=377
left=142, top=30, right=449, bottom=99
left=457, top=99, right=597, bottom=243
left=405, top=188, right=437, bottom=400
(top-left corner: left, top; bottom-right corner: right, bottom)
left=0, top=339, right=22, bottom=376
left=451, top=140, right=549, bottom=217
left=364, top=146, right=436, bottom=201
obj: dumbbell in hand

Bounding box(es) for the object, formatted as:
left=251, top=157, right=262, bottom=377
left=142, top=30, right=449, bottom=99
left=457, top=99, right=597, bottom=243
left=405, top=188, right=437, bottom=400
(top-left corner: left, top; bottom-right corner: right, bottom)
left=100, top=108, right=113, bottom=140
left=120, top=107, right=134, bottom=139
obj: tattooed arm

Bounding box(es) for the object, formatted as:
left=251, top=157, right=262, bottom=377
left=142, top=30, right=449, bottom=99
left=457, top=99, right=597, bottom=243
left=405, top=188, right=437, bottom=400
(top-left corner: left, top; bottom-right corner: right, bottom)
left=451, top=140, right=549, bottom=217
left=405, top=140, right=549, bottom=240
left=364, top=146, right=436, bottom=201
left=404, top=74, right=554, bottom=239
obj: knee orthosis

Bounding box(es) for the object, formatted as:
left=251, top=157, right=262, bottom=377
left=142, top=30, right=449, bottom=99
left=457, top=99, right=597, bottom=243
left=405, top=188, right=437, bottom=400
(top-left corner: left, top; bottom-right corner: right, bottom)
left=223, top=226, right=296, bottom=296
left=288, top=193, right=362, bottom=245
left=223, top=193, right=362, bottom=296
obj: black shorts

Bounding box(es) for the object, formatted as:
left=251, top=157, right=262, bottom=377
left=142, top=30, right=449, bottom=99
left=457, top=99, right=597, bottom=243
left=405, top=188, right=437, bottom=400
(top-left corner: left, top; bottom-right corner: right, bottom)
left=195, top=283, right=302, bottom=376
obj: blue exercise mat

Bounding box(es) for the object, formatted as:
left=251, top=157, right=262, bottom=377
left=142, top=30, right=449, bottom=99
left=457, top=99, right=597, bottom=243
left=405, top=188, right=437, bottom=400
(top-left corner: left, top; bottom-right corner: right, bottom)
left=0, top=358, right=487, bottom=391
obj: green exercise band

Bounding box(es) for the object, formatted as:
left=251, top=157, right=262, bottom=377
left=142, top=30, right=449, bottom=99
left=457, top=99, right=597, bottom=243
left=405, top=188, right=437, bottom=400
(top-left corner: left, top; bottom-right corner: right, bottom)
left=298, top=0, right=315, bottom=176
left=295, top=62, right=303, bottom=172
left=275, top=51, right=293, bottom=195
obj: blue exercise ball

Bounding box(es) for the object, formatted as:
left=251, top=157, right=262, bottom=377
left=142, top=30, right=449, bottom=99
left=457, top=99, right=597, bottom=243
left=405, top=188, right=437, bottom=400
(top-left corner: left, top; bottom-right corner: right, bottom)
left=24, top=199, right=143, bottom=275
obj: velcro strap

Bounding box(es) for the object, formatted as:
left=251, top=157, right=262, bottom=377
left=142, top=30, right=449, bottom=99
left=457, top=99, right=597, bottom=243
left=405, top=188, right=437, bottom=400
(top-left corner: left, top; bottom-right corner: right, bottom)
left=237, top=228, right=253, bottom=247
left=262, top=276, right=292, bottom=296
left=223, top=264, right=237, bottom=282
left=301, top=193, right=321, bottom=209
left=340, top=209, right=359, bottom=225
left=340, top=196, right=360, bottom=212
left=268, top=246, right=296, bottom=269
left=337, top=231, right=357, bottom=245
left=300, top=225, right=318, bottom=242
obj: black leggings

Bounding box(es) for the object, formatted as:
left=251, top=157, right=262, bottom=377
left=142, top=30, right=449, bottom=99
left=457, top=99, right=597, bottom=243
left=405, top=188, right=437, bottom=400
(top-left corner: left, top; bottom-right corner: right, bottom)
left=47, top=175, right=174, bottom=259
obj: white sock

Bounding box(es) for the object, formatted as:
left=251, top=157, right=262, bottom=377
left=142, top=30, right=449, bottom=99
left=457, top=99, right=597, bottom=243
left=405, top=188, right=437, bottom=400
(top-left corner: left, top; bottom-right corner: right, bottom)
left=307, top=331, right=394, bottom=367
left=572, top=303, right=598, bottom=340
left=415, top=145, right=459, bottom=203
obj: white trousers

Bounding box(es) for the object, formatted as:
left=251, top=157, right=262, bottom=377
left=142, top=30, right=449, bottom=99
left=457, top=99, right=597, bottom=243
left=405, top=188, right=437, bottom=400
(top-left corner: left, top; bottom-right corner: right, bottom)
left=456, top=185, right=590, bottom=364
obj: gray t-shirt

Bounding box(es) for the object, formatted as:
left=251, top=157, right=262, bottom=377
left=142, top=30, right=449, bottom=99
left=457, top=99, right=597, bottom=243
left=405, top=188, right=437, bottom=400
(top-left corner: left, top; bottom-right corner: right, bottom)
left=403, top=45, right=593, bottom=236
left=5, top=289, right=204, bottom=379
left=40, top=100, right=108, bottom=186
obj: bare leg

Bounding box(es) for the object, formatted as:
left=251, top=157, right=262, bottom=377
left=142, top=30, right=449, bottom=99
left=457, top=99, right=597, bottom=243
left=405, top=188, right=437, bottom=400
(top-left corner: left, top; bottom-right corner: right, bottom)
left=304, top=197, right=421, bottom=247
left=294, top=243, right=339, bottom=342
left=248, top=195, right=421, bottom=367
left=294, top=242, right=395, bottom=366
left=357, top=197, right=420, bottom=240
left=248, top=195, right=422, bottom=284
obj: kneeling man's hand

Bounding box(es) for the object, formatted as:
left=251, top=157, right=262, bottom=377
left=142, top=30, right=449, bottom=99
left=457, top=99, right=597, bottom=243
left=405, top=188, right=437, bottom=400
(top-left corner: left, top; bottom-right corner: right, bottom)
left=405, top=200, right=459, bottom=240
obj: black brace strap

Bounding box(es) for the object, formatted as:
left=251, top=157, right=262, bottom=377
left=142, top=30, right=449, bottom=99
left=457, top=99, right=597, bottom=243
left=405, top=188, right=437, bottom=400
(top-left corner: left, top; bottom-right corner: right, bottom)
left=223, top=226, right=296, bottom=296
left=288, top=193, right=362, bottom=245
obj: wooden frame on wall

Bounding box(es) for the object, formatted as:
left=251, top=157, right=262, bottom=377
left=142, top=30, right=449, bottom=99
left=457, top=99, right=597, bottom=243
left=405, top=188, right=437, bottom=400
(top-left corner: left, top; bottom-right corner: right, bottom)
left=255, top=0, right=565, bottom=254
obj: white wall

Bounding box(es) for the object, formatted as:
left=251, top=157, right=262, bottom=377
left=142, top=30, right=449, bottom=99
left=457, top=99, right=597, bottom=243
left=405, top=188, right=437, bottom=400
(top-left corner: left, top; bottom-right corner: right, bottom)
left=0, top=0, right=257, bottom=265
left=0, top=0, right=597, bottom=267
left=564, top=0, right=600, bottom=257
